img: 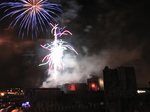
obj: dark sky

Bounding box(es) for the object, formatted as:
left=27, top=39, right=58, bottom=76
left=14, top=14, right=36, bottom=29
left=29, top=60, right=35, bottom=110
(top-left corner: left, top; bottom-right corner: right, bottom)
left=0, top=0, right=150, bottom=88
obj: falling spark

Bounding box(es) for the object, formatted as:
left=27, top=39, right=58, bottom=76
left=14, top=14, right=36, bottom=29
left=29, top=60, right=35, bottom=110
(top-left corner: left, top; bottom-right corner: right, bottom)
left=0, top=0, right=62, bottom=39
left=39, top=24, right=78, bottom=78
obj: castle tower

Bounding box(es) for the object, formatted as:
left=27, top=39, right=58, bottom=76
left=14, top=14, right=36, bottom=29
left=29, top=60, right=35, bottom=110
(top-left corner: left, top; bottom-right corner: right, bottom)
left=103, top=66, right=137, bottom=112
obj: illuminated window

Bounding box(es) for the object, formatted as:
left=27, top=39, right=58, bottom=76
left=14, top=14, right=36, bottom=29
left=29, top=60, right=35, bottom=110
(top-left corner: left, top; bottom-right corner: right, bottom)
left=69, top=84, right=76, bottom=91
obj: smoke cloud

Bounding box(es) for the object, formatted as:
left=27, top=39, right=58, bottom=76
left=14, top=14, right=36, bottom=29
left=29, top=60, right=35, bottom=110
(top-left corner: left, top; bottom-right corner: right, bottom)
left=41, top=50, right=107, bottom=87
left=41, top=45, right=143, bottom=88
left=60, top=0, right=82, bottom=19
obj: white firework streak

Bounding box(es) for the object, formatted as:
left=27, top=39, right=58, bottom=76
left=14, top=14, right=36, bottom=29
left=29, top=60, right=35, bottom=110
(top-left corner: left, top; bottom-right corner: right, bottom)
left=39, top=24, right=78, bottom=78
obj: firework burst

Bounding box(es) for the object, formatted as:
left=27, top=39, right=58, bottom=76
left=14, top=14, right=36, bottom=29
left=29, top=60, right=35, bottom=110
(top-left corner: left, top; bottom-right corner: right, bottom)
left=39, top=24, right=78, bottom=77
left=0, top=0, right=62, bottom=39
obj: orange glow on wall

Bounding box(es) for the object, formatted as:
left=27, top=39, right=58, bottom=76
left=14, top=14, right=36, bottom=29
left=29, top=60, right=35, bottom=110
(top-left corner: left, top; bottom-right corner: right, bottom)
left=68, top=84, right=76, bottom=91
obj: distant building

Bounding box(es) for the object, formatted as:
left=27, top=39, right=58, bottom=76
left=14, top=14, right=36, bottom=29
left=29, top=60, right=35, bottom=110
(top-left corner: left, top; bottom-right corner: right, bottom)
left=25, top=87, right=105, bottom=112
left=103, top=66, right=137, bottom=112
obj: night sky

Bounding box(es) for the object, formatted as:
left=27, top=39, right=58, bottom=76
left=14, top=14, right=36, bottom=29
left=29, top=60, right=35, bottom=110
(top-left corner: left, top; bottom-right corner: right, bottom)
left=0, top=0, right=150, bottom=88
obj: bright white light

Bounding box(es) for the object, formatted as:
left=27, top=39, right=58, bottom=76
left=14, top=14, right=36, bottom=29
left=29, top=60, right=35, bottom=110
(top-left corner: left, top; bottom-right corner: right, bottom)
left=137, top=90, right=146, bottom=94
left=52, top=45, right=64, bottom=67
left=0, top=93, right=5, bottom=96
left=98, top=78, right=104, bottom=90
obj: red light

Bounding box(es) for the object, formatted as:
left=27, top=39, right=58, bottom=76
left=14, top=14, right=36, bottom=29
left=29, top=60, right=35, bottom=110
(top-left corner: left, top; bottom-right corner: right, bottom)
left=91, top=83, right=96, bottom=88
left=69, top=84, right=76, bottom=91
left=89, top=83, right=98, bottom=91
